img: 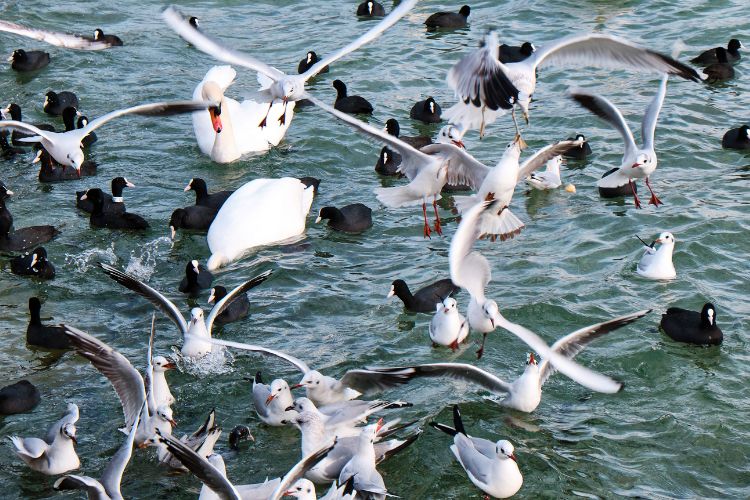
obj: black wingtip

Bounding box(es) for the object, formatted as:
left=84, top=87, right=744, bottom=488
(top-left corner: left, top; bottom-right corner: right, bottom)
left=653, top=51, right=702, bottom=82
left=254, top=371, right=263, bottom=384
left=430, top=421, right=458, bottom=436
left=452, top=405, right=466, bottom=435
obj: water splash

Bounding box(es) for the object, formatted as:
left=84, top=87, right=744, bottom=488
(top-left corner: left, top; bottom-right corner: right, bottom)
left=65, top=243, right=117, bottom=273
left=125, top=236, right=173, bottom=280
left=172, top=345, right=235, bottom=377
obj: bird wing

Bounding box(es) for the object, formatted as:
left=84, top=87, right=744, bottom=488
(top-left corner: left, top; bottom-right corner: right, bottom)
left=338, top=369, right=413, bottom=395
left=206, top=270, right=272, bottom=333
left=517, top=140, right=581, bottom=181
left=0, top=120, right=52, bottom=142
left=268, top=443, right=335, bottom=500
left=303, top=0, right=417, bottom=80
left=0, top=20, right=111, bottom=50
left=100, top=405, right=141, bottom=498
left=53, top=476, right=106, bottom=496
left=11, top=436, right=47, bottom=459
left=449, top=199, right=497, bottom=300
left=162, top=7, right=284, bottom=82
left=641, top=75, right=668, bottom=150
left=99, top=263, right=188, bottom=336
left=188, top=336, right=310, bottom=374
left=45, top=403, right=80, bottom=444
left=419, top=143, right=491, bottom=190
left=451, top=433, right=493, bottom=485
left=302, top=93, right=434, bottom=181
left=79, top=100, right=217, bottom=137
left=446, top=31, right=519, bottom=111
left=538, top=309, right=651, bottom=387
left=62, top=325, right=146, bottom=432
left=529, top=33, right=700, bottom=82
left=157, top=433, right=241, bottom=500
left=569, top=90, right=637, bottom=159
left=362, top=364, right=513, bottom=394
left=144, top=315, right=157, bottom=414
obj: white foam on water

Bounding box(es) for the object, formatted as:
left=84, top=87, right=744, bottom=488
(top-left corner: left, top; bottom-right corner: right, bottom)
left=65, top=242, right=117, bottom=273
left=125, top=236, right=172, bottom=280
left=173, top=345, right=235, bottom=377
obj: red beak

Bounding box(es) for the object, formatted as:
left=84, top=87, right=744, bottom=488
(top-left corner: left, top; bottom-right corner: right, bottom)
left=163, top=361, right=176, bottom=370
left=169, top=419, right=177, bottom=428
left=529, top=353, right=536, bottom=364
left=290, top=383, right=303, bottom=389
left=630, top=163, right=640, bottom=169
left=452, top=140, right=465, bottom=149
left=209, top=107, right=222, bottom=133
left=509, top=453, right=517, bottom=462
left=265, top=394, right=275, bottom=405
left=376, top=417, right=384, bottom=434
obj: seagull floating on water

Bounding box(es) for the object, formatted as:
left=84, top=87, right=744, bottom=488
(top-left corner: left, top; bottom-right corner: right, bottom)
left=636, top=231, right=676, bottom=280
left=9, top=403, right=80, bottom=475
left=429, top=297, right=469, bottom=350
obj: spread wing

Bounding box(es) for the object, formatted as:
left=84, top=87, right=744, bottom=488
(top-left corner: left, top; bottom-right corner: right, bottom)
left=362, top=364, right=513, bottom=394
left=79, top=100, right=217, bottom=137
left=188, top=336, right=310, bottom=374
left=449, top=199, right=497, bottom=300
left=419, top=143, right=491, bottom=190
left=641, top=75, right=668, bottom=150
left=338, top=369, right=412, bottom=395
left=268, top=444, right=335, bottom=500
left=569, top=90, right=637, bottom=159
left=206, top=270, right=272, bottom=333
left=517, top=139, right=581, bottom=180
left=53, top=476, right=106, bottom=497
left=0, top=20, right=111, bottom=50
left=100, top=406, right=142, bottom=498
left=0, top=120, right=52, bottom=142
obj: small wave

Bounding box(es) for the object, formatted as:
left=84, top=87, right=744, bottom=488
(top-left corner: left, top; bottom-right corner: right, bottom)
left=125, top=236, right=173, bottom=280
left=65, top=243, right=117, bottom=273
left=172, top=345, right=235, bottom=377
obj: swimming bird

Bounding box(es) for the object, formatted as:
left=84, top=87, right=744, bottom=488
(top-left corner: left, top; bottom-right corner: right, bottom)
left=206, top=177, right=314, bottom=270
left=0, top=19, right=113, bottom=49
left=563, top=133, right=592, bottom=160
left=298, top=51, right=329, bottom=74
left=702, top=47, right=735, bottom=82
left=169, top=206, right=218, bottom=238
left=499, top=41, right=535, bottom=63
left=207, top=285, right=249, bottom=324
left=316, top=204, right=373, bottom=233
left=0, top=182, right=59, bottom=251
left=283, top=478, right=356, bottom=500
left=445, top=31, right=700, bottom=139
left=337, top=420, right=390, bottom=499
left=429, top=297, right=469, bottom=350
left=142, top=409, right=222, bottom=470
left=357, top=1, right=386, bottom=17
left=0, top=131, right=24, bottom=157
left=387, top=278, right=459, bottom=313
left=11, top=247, right=55, bottom=279
left=525, top=155, right=563, bottom=190
left=62, top=107, right=96, bottom=146
left=253, top=373, right=297, bottom=426
left=0, top=380, right=41, bottom=415
left=0, top=100, right=217, bottom=174
left=374, top=146, right=402, bottom=176
left=163, top=1, right=416, bottom=127
left=26, top=297, right=70, bottom=349
left=7, top=49, right=49, bottom=71
left=44, top=91, right=79, bottom=116
left=228, top=425, right=254, bottom=451
left=333, top=80, right=373, bottom=114
left=9, top=403, right=80, bottom=475
left=691, top=38, right=742, bottom=65
left=722, top=125, right=750, bottom=150
left=425, top=5, right=471, bottom=29
left=79, top=188, right=149, bottom=230
left=54, top=411, right=140, bottom=499
left=385, top=118, right=432, bottom=149
left=92, top=28, right=123, bottom=46
left=76, top=177, right=135, bottom=215
left=185, top=178, right=233, bottom=211
left=636, top=231, right=676, bottom=280
left=410, top=97, right=441, bottom=123
left=179, top=259, right=213, bottom=296
left=100, top=263, right=272, bottom=357
left=431, top=405, right=522, bottom=498
left=364, top=309, right=651, bottom=411
left=660, top=303, right=722, bottom=345
left=571, top=75, right=669, bottom=208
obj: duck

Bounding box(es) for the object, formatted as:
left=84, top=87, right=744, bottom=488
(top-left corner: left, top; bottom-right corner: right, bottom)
left=179, top=259, right=213, bottom=296
left=499, top=41, right=535, bottom=63
left=79, top=188, right=149, bottom=230
left=76, top=177, right=134, bottom=214
left=297, top=50, right=329, bottom=74
left=208, top=285, right=250, bottom=324
left=722, top=125, right=750, bottom=150
left=10, top=247, right=55, bottom=279
left=425, top=5, right=470, bottom=29
left=691, top=38, right=742, bottom=65
left=315, top=203, right=373, bottom=233
left=1, top=103, right=55, bottom=145
left=374, top=146, right=402, bottom=176
left=169, top=205, right=217, bottom=238
left=27, top=297, right=70, bottom=349
left=8, top=49, right=50, bottom=72
left=660, top=303, right=723, bottom=345
left=92, top=28, right=123, bottom=46
left=184, top=177, right=233, bottom=210
left=563, top=133, right=592, bottom=160
left=702, top=47, right=734, bottom=82
left=0, top=380, right=40, bottom=415
left=35, top=147, right=97, bottom=182
left=357, top=0, right=386, bottom=16
left=384, top=118, right=431, bottom=149
left=409, top=97, right=441, bottom=123
left=0, top=132, right=24, bottom=158
left=62, top=107, right=96, bottom=146
left=333, top=80, right=373, bottom=114
left=387, top=278, right=459, bottom=313
left=44, top=91, right=79, bottom=116
left=193, top=65, right=294, bottom=163
left=0, top=182, right=59, bottom=252
left=207, top=177, right=315, bottom=270
left=636, top=231, right=676, bottom=280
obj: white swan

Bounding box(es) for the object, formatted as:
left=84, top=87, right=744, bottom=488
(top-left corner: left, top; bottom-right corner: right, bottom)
left=207, top=177, right=315, bottom=270
left=193, top=66, right=294, bottom=163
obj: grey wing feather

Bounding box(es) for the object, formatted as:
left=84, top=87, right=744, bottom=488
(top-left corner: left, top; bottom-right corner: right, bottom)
left=517, top=140, right=581, bottom=180
left=0, top=20, right=111, bottom=50
left=449, top=199, right=498, bottom=300
left=101, top=407, right=141, bottom=498
left=81, top=101, right=216, bottom=137
left=53, top=475, right=106, bottom=496
left=538, top=309, right=651, bottom=386
left=569, top=90, right=637, bottom=159
left=206, top=270, right=272, bottom=333
left=0, top=121, right=53, bottom=142
left=45, top=403, right=80, bottom=444
left=363, top=363, right=513, bottom=394
left=641, top=75, right=668, bottom=150
left=268, top=444, right=335, bottom=500
left=419, top=143, right=491, bottom=189
left=452, top=433, right=493, bottom=484
left=338, top=369, right=412, bottom=395
left=192, top=336, right=310, bottom=374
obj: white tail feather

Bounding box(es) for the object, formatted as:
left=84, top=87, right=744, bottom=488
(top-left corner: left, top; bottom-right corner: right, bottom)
left=597, top=168, right=631, bottom=189
left=479, top=207, right=524, bottom=240
left=374, top=186, right=431, bottom=208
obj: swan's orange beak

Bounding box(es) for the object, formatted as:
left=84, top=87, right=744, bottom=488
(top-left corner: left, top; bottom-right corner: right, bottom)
left=209, top=106, right=222, bottom=133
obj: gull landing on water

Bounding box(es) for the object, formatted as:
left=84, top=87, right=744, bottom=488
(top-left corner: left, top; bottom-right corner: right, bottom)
left=636, top=231, right=676, bottom=280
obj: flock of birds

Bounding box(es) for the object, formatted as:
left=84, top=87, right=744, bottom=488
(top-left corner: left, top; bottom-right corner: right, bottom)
left=0, top=1, right=742, bottom=498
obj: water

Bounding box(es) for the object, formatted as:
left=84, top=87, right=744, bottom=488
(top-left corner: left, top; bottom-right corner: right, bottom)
left=1, top=0, right=749, bottom=498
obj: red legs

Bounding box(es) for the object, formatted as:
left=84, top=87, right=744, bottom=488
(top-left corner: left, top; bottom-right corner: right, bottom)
left=422, top=201, right=432, bottom=239
left=476, top=332, right=488, bottom=359
left=645, top=177, right=663, bottom=206
left=258, top=101, right=274, bottom=128
left=432, top=196, right=443, bottom=236
left=277, top=98, right=288, bottom=126
left=629, top=180, right=642, bottom=209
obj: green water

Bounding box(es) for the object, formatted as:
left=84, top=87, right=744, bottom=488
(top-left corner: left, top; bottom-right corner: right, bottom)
left=1, top=0, right=748, bottom=498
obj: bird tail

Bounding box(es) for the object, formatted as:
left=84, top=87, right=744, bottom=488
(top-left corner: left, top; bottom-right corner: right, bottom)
left=443, top=102, right=503, bottom=132
left=373, top=186, right=428, bottom=208
left=478, top=207, right=524, bottom=241
left=597, top=168, right=631, bottom=189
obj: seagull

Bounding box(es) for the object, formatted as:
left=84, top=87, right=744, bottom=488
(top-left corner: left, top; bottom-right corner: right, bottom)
left=99, top=263, right=272, bottom=358
left=451, top=136, right=581, bottom=241
left=636, top=232, right=676, bottom=280
left=445, top=31, right=700, bottom=140
left=187, top=335, right=411, bottom=407
left=525, top=155, right=563, bottom=190
left=0, top=19, right=112, bottom=50
left=151, top=355, right=176, bottom=408
left=252, top=372, right=298, bottom=426
left=9, top=403, right=80, bottom=475
left=363, top=309, right=651, bottom=412
left=429, top=297, right=469, bottom=350
left=431, top=405, right=522, bottom=498
left=141, top=409, right=222, bottom=470
left=0, top=100, right=217, bottom=174
left=338, top=420, right=389, bottom=499
left=570, top=75, right=669, bottom=208
left=162, top=0, right=416, bottom=126
left=53, top=409, right=141, bottom=499
left=157, top=429, right=334, bottom=500
left=62, top=319, right=177, bottom=457
left=283, top=478, right=356, bottom=500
